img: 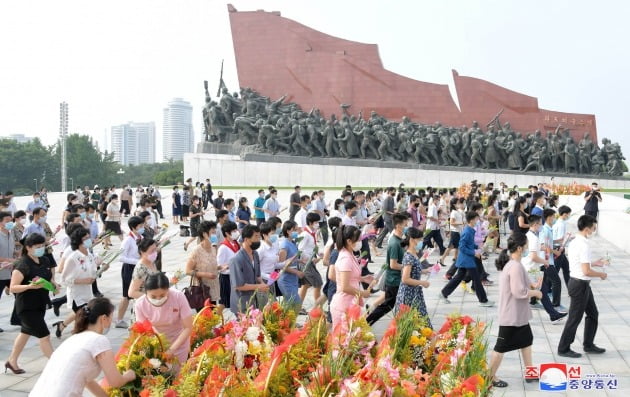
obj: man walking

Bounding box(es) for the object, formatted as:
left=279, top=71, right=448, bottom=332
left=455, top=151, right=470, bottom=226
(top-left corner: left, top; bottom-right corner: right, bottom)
left=375, top=187, right=396, bottom=249
left=366, top=213, right=408, bottom=325
left=557, top=215, right=608, bottom=358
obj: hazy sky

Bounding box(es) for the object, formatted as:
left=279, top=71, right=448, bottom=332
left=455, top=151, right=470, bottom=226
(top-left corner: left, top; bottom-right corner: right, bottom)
left=1, top=0, right=628, bottom=164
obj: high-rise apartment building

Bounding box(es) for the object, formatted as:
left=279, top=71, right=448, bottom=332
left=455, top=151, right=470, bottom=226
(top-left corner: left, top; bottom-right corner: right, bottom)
left=110, top=122, right=155, bottom=165
left=162, top=98, right=194, bottom=161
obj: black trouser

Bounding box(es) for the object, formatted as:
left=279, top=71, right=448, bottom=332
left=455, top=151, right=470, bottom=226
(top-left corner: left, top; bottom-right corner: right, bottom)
left=91, top=279, right=101, bottom=295
left=366, top=285, right=398, bottom=325
left=361, top=238, right=372, bottom=263
left=156, top=200, right=164, bottom=218
left=375, top=221, right=392, bottom=248
left=319, top=221, right=329, bottom=245
left=441, top=267, right=488, bottom=303
left=256, top=218, right=265, bottom=226
left=422, top=229, right=446, bottom=255
left=558, top=278, right=599, bottom=352
left=544, top=264, right=562, bottom=306
left=585, top=210, right=598, bottom=218
left=448, top=257, right=489, bottom=281
left=555, top=252, right=571, bottom=287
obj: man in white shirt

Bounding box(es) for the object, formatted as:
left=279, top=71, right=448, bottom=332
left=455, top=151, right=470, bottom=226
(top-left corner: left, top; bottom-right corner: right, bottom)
left=421, top=194, right=445, bottom=255
left=552, top=205, right=573, bottom=286
left=524, top=215, right=566, bottom=323
left=115, top=216, right=145, bottom=328
left=262, top=189, right=281, bottom=221
left=294, top=195, right=310, bottom=232
left=557, top=215, right=608, bottom=358
left=297, top=212, right=322, bottom=307
left=341, top=201, right=358, bottom=227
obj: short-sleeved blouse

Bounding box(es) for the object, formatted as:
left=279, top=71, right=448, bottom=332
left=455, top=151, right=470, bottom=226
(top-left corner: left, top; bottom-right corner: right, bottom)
left=15, top=255, right=55, bottom=312
left=132, top=261, right=160, bottom=294
left=188, top=244, right=220, bottom=300
left=30, top=331, right=111, bottom=397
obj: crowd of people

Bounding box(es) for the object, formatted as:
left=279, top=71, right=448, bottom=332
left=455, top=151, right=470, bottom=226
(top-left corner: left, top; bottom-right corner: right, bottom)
left=0, top=178, right=610, bottom=394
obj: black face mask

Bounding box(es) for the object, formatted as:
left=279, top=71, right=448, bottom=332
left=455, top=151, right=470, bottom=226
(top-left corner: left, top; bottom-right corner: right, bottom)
left=413, top=202, right=420, bottom=208
left=250, top=241, right=261, bottom=250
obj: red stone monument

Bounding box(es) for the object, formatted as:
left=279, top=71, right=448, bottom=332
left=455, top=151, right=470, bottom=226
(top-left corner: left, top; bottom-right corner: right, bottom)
left=227, top=5, right=597, bottom=142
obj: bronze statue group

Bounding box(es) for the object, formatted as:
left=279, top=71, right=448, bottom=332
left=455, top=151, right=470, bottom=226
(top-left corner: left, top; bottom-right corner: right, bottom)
left=203, top=86, right=626, bottom=176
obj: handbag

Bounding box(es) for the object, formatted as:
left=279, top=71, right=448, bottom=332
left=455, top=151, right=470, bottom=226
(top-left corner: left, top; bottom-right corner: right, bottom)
left=183, top=272, right=211, bottom=310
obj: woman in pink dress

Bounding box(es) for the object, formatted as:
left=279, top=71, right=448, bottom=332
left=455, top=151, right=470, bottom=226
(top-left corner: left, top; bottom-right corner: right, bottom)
left=330, top=225, right=372, bottom=330
left=134, top=273, right=193, bottom=370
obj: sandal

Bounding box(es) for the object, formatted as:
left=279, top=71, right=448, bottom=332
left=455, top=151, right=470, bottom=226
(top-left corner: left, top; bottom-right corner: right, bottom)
left=53, top=321, right=65, bottom=338
left=492, top=379, right=508, bottom=388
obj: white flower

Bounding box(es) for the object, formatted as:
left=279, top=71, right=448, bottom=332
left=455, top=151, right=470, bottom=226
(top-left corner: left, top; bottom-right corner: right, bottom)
left=297, top=387, right=309, bottom=397
left=245, top=326, right=261, bottom=342
left=148, top=358, right=162, bottom=369
left=342, top=380, right=361, bottom=395
left=234, top=340, right=248, bottom=369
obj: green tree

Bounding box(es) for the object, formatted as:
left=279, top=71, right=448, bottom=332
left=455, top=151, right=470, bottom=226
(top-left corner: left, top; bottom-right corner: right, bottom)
left=50, top=134, right=119, bottom=190
left=0, top=138, right=55, bottom=194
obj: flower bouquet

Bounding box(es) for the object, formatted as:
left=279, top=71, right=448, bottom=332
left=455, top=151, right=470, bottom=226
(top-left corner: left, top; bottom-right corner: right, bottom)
left=300, top=304, right=376, bottom=395
left=96, top=249, right=123, bottom=278
left=106, top=320, right=175, bottom=397
left=169, top=269, right=185, bottom=286
left=190, top=301, right=223, bottom=351
left=255, top=308, right=328, bottom=397
left=262, top=300, right=297, bottom=344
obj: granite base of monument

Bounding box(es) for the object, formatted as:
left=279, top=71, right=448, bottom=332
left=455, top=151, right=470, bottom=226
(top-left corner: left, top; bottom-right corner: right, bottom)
left=185, top=149, right=630, bottom=189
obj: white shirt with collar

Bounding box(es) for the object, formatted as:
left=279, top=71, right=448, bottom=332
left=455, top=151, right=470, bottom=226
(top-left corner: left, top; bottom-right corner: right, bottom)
left=257, top=240, right=282, bottom=280
left=298, top=227, right=317, bottom=259
left=120, top=232, right=142, bottom=264
left=295, top=208, right=308, bottom=229
left=567, top=234, right=592, bottom=281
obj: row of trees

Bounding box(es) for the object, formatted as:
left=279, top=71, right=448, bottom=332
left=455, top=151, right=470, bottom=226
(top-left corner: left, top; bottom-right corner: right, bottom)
left=0, top=135, right=183, bottom=195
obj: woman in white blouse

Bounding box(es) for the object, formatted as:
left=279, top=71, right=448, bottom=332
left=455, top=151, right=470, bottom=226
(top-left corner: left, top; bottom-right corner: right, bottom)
left=256, top=222, right=283, bottom=295
left=30, top=297, right=135, bottom=397
left=54, top=227, right=99, bottom=338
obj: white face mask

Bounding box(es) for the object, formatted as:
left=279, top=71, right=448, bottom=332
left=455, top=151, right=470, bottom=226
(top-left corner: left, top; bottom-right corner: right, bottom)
left=148, top=296, right=168, bottom=307
left=353, top=241, right=362, bottom=252
left=231, top=231, right=239, bottom=240
left=19, top=218, right=27, bottom=225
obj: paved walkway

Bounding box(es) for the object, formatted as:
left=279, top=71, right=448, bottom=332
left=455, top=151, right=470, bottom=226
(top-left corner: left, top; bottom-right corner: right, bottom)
left=1, top=190, right=629, bottom=396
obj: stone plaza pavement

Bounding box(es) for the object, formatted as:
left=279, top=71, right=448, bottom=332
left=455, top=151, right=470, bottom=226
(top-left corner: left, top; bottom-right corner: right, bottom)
left=0, top=190, right=629, bottom=396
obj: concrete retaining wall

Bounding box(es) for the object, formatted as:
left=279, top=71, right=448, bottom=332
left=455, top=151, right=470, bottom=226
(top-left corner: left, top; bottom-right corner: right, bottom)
left=184, top=152, right=630, bottom=189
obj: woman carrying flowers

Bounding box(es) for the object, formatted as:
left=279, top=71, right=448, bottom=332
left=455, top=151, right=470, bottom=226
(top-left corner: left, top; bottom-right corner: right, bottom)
left=30, top=297, right=135, bottom=396
left=134, top=273, right=193, bottom=369
left=185, top=221, right=220, bottom=305
left=330, top=225, right=372, bottom=330
left=488, top=233, right=542, bottom=388
left=128, top=238, right=160, bottom=299
left=394, top=227, right=432, bottom=328
left=5, top=233, right=59, bottom=374
left=277, top=220, right=304, bottom=311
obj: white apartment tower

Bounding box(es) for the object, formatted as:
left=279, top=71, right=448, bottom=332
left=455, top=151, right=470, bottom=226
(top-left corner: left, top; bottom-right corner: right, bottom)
left=110, top=122, right=156, bottom=165
left=162, top=98, right=194, bottom=161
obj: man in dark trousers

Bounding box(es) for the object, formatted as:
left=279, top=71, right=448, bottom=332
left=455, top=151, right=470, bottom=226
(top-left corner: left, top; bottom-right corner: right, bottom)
left=557, top=215, right=608, bottom=358
left=366, top=213, right=408, bottom=325
left=289, top=185, right=301, bottom=222
left=375, top=187, right=396, bottom=249
left=203, top=178, right=213, bottom=210
left=583, top=182, right=602, bottom=218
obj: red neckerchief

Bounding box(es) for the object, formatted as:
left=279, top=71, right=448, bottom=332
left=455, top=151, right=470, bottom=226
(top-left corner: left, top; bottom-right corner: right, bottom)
left=305, top=227, right=317, bottom=244
left=221, top=239, right=240, bottom=253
